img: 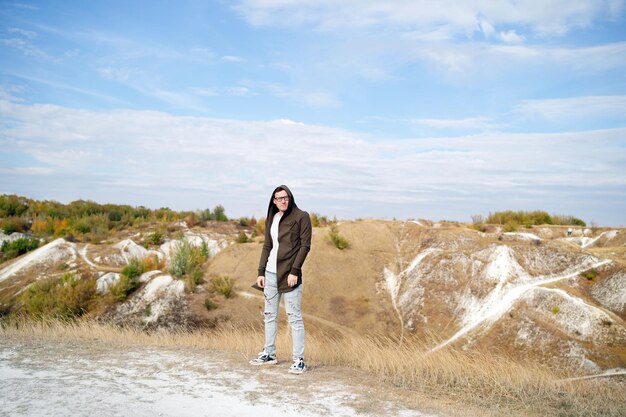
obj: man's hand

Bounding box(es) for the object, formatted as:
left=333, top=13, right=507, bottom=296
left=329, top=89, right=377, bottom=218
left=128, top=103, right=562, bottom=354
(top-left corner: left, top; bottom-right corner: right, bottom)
left=287, top=274, right=298, bottom=287
left=256, top=275, right=265, bottom=288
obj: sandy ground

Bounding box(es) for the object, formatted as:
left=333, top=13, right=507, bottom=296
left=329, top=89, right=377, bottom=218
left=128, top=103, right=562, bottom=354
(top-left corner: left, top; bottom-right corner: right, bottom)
left=0, top=337, right=441, bottom=417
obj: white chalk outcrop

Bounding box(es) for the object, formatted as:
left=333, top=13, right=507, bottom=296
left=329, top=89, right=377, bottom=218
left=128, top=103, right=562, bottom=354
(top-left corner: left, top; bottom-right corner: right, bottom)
left=0, top=238, right=77, bottom=283
left=590, top=271, right=626, bottom=315
left=96, top=272, right=121, bottom=295
left=105, top=273, right=189, bottom=328
left=159, top=231, right=227, bottom=260
left=382, top=224, right=621, bottom=370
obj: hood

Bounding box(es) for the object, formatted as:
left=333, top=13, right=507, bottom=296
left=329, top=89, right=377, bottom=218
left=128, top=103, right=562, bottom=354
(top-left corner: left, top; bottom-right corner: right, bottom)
left=266, top=184, right=297, bottom=220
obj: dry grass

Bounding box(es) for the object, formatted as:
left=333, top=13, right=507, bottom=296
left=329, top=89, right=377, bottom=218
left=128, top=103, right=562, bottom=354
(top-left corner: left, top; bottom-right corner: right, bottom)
left=1, top=319, right=624, bottom=417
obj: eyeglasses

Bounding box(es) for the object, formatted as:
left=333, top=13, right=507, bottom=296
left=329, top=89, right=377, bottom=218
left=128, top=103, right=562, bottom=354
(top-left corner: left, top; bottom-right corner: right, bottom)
left=274, top=196, right=289, bottom=202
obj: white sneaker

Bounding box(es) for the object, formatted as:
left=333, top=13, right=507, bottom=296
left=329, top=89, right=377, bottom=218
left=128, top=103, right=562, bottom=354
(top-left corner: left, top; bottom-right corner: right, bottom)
left=249, top=352, right=277, bottom=366
left=288, top=357, right=306, bottom=374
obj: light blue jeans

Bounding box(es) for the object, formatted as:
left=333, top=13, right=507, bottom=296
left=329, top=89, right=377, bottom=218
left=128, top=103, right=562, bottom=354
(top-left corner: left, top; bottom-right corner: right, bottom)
left=263, top=271, right=305, bottom=361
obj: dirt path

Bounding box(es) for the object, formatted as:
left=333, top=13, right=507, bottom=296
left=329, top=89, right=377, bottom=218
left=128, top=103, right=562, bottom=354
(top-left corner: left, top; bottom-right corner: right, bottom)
left=0, top=336, right=440, bottom=417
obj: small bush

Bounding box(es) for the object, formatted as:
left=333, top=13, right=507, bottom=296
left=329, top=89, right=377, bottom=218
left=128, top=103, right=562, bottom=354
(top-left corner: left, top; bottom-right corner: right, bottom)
left=109, top=258, right=145, bottom=302
left=0, top=195, right=29, bottom=217
left=328, top=226, right=349, bottom=250
left=211, top=275, right=233, bottom=298
left=310, top=213, right=329, bottom=228
left=486, top=210, right=586, bottom=227
left=200, top=242, right=209, bottom=260
left=122, top=258, right=145, bottom=280
left=470, top=215, right=487, bottom=232
left=551, top=306, right=560, bottom=314
left=168, top=239, right=204, bottom=278
left=204, top=298, right=218, bottom=310
left=108, top=211, right=122, bottom=222
left=1, top=217, right=30, bottom=234
left=147, top=230, right=164, bottom=246
left=253, top=218, right=266, bottom=237
left=236, top=231, right=250, bottom=243
left=73, top=220, right=91, bottom=234
left=187, top=268, right=204, bottom=292
left=140, top=254, right=164, bottom=272
left=581, top=269, right=598, bottom=281
left=21, top=273, right=96, bottom=319
left=552, top=214, right=587, bottom=227
left=1, top=237, right=40, bottom=263
left=109, top=274, right=138, bottom=302
left=503, top=221, right=518, bottom=232
left=213, top=205, right=228, bottom=222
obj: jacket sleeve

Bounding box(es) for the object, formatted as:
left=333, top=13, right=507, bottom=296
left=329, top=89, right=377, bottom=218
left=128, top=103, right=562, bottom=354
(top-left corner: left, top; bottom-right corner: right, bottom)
left=289, top=212, right=312, bottom=276
left=257, top=217, right=273, bottom=276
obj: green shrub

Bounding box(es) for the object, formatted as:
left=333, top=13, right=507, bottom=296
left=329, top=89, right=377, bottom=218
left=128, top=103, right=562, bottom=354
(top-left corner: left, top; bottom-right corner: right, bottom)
left=204, top=298, right=218, bottom=311
left=109, top=258, right=145, bottom=302
left=0, top=195, right=29, bottom=217
left=200, top=241, right=209, bottom=260
left=169, top=238, right=202, bottom=288
left=168, top=239, right=205, bottom=280
left=551, top=306, right=560, bottom=314
left=503, top=221, right=518, bottom=232
left=107, top=211, right=122, bottom=222
left=485, top=210, right=586, bottom=227
left=552, top=214, right=586, bottom=227
left=1, top=237, right=40, bottom=262
left=186, top=267, right=204, bottom=292
left=147, top=230, right=164, bottom=246
left=21, top=273, right=96, bottom=320
left=328, top=226, right=349, bottom=250
left=236, top=231, right=250, bottom=243
left=1, top=217, right=30, bottom=234
left=109, top=274, right=138, bottom=302
left=581, top=269, right=598, bottom=281
left=487, top=210, right=552, bottom=226
left=310, top=213, right=329, bottom=228
left=470, top=215, right=487, bottom=232
left=122, top=258, right=145, bottom=280
left=211, top=275, right=233, bottom=298
left=213, top=205, right=228, bottom=222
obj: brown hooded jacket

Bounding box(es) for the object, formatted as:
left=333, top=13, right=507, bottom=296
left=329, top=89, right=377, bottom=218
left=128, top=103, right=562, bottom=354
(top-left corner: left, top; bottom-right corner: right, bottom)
left=257, top=185, right=312, bottom=293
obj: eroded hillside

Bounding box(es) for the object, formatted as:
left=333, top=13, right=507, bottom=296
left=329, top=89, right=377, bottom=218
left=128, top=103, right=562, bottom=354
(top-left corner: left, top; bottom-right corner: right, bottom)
left=1, top=220, right=624, bottom=375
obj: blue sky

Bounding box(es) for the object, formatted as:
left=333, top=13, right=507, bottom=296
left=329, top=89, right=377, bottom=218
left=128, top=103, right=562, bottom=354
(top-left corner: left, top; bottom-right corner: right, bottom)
left=1, top=1, right=625, bottom=225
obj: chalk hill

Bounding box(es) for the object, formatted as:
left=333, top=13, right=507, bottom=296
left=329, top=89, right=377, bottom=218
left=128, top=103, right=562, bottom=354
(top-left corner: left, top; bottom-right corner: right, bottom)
left=1, top=220, right=624, bottom=375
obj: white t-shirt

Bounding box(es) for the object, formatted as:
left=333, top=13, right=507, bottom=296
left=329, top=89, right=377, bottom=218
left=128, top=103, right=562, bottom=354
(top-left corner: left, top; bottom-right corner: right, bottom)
left=265, top=212, right=282, bottom=273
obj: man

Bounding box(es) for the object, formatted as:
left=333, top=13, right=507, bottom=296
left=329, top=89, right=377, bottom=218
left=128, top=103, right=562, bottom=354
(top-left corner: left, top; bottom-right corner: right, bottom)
left=250, top=185, right=312, bottom=374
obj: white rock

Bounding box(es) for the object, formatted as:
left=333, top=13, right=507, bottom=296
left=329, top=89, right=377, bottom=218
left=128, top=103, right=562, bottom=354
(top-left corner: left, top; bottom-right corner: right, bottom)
left=96, top=272, right=121, bottom=295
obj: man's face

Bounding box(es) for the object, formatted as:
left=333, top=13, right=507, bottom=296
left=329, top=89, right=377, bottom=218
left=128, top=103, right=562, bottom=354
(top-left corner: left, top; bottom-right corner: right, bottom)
left=273, top=190, right=289, bottom=213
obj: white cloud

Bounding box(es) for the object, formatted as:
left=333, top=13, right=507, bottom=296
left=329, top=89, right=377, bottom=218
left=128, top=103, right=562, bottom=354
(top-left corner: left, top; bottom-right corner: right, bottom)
left=234, top=0, right=623, bottom=36
left=220, top=55, right=245, bottom=62
left=98, top=67, right=136, bottom=82
left=226, top=86, right=252, bottom=96
left=240, top=80, right=340, bottom=108
left=406, top=41, right=626, bottom=76
left=1, top=100, right=624, bottom=223
left=411, top=117, right=503, bottom=130
left=499, top=30, right=525, bottom=44
left=0, top=37, right=56, bottom=61
left=7, top=27, right=37, bottom=38
left=191, top=87, right=219, bottom=97
left=514, top=96, right=626, bottom=121
left=7, top=73, right=121, bottom=103
left=4, top=3, right=39, bottom=11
